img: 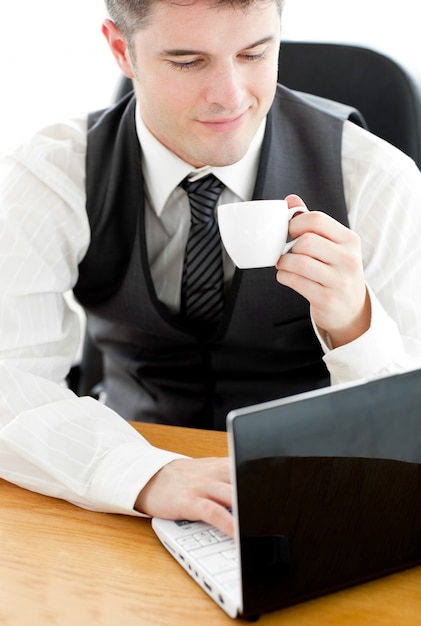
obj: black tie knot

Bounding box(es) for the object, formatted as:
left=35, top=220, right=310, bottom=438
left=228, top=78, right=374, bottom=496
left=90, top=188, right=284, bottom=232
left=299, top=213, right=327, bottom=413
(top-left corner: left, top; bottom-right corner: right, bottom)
left=181, top=174, right=225, bottom=225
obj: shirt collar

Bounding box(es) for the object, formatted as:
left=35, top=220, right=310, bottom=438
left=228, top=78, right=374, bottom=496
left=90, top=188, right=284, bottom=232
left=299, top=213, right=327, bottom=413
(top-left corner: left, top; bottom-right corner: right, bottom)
left=135, top=104, right=266, bottom=216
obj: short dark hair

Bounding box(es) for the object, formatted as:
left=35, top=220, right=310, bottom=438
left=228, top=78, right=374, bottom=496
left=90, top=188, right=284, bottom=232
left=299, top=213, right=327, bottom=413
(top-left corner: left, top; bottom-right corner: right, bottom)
left=105, top=0, right=285, bottom=44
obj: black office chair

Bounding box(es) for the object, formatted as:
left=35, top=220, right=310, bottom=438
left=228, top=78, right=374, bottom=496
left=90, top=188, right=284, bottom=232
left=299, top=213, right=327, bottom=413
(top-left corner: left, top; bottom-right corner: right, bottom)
left=70, top=41, right=421, bottom=397
left=278, top=41, right=421, bottom=168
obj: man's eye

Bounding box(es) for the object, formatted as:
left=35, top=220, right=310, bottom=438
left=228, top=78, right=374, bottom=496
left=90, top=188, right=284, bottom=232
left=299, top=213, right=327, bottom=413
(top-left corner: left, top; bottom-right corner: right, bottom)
left=240, top=51, right=267, bottom=62
left=167, top=59, right=201, bottom=70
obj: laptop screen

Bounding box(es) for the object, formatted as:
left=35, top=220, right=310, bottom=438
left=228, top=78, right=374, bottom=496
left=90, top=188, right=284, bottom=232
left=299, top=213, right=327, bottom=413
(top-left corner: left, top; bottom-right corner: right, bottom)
left=227, top=370, right=421, bottom=618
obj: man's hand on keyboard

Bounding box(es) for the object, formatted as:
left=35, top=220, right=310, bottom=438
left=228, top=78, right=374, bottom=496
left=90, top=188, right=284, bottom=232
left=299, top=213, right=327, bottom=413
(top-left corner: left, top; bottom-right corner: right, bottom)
left=135, top=457, right=234, bottom=537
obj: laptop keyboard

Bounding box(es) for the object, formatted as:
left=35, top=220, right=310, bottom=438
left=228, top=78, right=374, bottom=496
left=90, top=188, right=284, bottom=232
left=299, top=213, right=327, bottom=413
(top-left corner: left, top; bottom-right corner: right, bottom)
left=176, top=527, right=240, bottom=590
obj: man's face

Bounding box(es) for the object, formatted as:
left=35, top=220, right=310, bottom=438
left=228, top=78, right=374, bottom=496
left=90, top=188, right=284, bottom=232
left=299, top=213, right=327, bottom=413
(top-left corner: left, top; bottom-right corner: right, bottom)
left=129, top=0, right=281, bottom=168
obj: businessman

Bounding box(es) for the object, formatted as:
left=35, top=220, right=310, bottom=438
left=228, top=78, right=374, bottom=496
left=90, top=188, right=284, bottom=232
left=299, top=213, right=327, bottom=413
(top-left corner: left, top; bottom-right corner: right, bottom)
left=1, top=0, right=421, bottom=534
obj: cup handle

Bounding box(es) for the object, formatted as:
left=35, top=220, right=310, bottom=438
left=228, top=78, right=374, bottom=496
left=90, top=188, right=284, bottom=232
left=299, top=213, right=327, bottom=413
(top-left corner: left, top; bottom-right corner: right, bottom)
left=282, top=206, right=309, bottom=254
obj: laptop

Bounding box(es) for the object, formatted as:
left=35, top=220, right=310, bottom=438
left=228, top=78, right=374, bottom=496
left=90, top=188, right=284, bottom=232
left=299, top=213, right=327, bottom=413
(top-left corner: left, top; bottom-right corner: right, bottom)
left=152, top=369, right=421, bottom=619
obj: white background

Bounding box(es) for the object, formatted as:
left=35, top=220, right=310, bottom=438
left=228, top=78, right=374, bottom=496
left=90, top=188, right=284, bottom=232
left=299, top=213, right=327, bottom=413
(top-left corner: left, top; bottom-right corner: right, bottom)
left=1, top=0, right=421, bottom=151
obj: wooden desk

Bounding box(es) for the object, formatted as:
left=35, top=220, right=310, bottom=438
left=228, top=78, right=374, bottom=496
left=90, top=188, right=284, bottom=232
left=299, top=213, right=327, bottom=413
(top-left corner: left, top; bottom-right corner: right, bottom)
left=1, top=423, right=421, bottom=626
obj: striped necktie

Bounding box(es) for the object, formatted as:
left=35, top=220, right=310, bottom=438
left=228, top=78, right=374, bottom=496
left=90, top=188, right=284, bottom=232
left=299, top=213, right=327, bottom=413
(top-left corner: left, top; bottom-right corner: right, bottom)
left=181, top=174, right=225, bottom=336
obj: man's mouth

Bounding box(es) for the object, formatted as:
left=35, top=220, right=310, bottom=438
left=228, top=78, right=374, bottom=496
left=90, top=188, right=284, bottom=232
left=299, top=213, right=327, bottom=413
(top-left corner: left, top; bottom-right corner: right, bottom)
left=197, top=111, right=247, bottom=133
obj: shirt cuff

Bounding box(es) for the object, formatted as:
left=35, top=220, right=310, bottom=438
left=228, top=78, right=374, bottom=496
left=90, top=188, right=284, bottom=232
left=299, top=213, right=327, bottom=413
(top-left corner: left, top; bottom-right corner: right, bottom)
left=313, top=286, right=407, bottom=385
left=86, top=441, right=186, bottom=516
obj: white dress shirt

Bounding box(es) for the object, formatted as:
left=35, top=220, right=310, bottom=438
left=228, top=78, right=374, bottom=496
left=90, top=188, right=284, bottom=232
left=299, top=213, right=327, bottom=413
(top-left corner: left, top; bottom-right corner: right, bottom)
left=1, top=107, right=421, bottom=515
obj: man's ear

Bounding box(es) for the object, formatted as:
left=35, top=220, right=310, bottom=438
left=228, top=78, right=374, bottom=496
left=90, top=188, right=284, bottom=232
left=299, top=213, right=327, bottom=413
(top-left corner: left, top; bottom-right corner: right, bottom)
left=102, top=19, right=135, bottom=79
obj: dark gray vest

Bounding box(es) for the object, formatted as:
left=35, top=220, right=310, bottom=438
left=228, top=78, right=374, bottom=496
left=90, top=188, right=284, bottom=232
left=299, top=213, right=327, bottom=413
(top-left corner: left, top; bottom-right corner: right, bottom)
left=74, top=85, right=365, bottom=430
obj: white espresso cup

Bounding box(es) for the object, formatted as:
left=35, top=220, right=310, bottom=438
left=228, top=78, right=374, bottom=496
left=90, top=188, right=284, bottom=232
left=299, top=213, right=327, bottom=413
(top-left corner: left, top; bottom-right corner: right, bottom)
left=217, top=199, right=309, bottom=269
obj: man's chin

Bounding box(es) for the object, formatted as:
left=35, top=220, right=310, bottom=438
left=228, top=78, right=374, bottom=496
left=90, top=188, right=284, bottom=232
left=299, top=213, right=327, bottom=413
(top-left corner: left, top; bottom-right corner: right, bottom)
left=172, top=126, right=258, bottom=167
left=192, top=143, right=252, bottom=168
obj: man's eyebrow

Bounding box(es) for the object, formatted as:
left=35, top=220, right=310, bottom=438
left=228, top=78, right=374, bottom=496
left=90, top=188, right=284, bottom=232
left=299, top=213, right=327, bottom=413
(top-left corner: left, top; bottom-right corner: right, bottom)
left=161, top=35, right=276, bottom=57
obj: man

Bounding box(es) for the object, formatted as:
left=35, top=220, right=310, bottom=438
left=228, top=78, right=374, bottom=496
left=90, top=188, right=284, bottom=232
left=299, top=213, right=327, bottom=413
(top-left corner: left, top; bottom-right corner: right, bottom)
left=1, top=0, right=421, bottom=535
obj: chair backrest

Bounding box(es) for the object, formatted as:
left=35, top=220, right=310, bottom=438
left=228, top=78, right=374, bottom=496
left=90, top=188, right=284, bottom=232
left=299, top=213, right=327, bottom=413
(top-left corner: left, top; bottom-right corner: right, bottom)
left=278, top=41, right=421, bottom=168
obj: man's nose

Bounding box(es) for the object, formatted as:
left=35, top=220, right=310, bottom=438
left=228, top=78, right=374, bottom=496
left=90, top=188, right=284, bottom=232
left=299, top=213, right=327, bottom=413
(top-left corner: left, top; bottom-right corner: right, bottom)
left=203, top=62, right=245, bottom=111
